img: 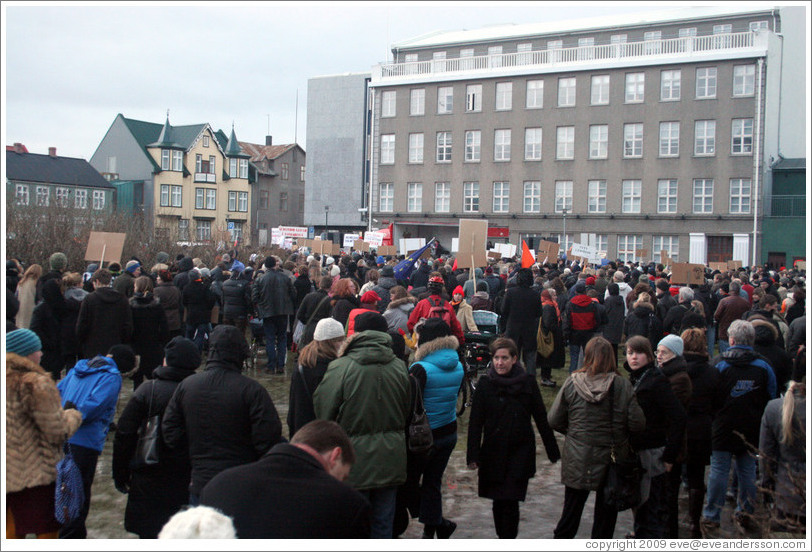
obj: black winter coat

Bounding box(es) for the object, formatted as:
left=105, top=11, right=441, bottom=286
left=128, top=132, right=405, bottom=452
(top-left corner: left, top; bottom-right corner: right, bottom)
left=293, top=273, right=314, bottom=311
left=331, top=295, right=360, bottom=328
left=199, top=443, right=371, bottom=538
left=221, top=276, right=253, bottom=320
left=537, top=303, right=565, bottom=369
left=372, top=277, right=398, bottom=311
left=30, top=296, right=63, bottom=378
left=602, top=294, right=626, bottom=344
left=655, top=292, right=677, bottom=322
left=153, top=281, right=183, bottom=332
left=662, top=303, right=691, bottom=335
left=626, top=361, right=687, bottom=464
left=76, top=286, right=133, bottom=359
left=683, top=352, right=721, bottom=465
left=182, top=280, right=216, bottom=326
left=129, top=294, right=170, bottom=380
left=59, top=294, right=84, bottom=359
left=624, top=304, right=663, bottom=351
left=467, top=365, right=560, bottom=501
left=287, top=355, right=332, bottom=438
left=410, top=263, right=431, bottom=290
left=112, top=364, right=195, bottom=538
left=500, top=285, right=542, bottom=344
left=295, top=290, right=332, bottom=349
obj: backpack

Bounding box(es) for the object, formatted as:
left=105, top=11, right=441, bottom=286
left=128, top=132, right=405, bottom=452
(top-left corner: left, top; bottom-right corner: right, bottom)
left=427, top=297, right=455, bottom=329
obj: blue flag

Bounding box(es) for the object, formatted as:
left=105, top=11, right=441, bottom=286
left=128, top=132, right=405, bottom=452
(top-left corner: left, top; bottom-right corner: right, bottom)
left=392, top=240, right=433, bottom=281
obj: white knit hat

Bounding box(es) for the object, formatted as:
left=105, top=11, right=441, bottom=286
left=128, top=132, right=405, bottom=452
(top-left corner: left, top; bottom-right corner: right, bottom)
left=325, top=256, right=335, bottom=265
left=313, top=318, right=345, bottom=341
left=330, top=265, right=340, bottom=277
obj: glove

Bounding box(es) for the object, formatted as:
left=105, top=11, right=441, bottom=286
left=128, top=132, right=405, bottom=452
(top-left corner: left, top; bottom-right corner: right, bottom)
left=64, top=400, right=77, bottom=411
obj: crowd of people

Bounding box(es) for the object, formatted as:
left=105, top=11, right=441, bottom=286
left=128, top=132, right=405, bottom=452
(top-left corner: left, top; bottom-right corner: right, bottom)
left=4, top=245, right=807, bottom=539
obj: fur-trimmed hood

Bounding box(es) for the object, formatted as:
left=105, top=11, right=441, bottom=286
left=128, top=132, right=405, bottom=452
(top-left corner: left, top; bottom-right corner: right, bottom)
left=386, top=295, right=417, bottom=311
left=414, top=335, right=460, bottom=362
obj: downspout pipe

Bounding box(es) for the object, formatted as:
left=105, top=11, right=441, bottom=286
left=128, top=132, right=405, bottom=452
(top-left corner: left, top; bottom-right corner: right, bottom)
left=752, top=57, right=764, bottom=267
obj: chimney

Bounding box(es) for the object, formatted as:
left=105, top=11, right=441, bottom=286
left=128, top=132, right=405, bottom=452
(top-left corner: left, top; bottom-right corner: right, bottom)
left=48, top=147, right=57, bottom=157
left=13, top=142, right=25, bottom=153
left=265, top=135, right=273, bottom=146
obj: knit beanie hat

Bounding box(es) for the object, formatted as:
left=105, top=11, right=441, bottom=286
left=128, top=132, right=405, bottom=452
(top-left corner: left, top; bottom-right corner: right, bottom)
left=189, top=269, right=202, bottom=282
left=353, top=311, right=389, bottom=333
left=417, top=318, right=453, bottom=346
left=125, top=260, right=141, bottom=274
left=164, top=336, right=202, bottom=371
left=360, top=290, right=381, bottom=305
left=6, top=329, right=42, bottom=357
left=586, top=276, right=596, bottom=286
left=49, top=252, right=68, bottom=271
left=325, top=256, right=335, bottom=266
left=313, top=318, right=346, bottom=341
left=380, top=266, right=394, bottom=277
left=376, top=256, right=385, bottom=266
left=453, top=285, right=464, bottom=296
left=658, top=334, right=684, bottom=357
left=108, top=344, right=136, bottom=374
left=156, top=251, right=170, bottom=264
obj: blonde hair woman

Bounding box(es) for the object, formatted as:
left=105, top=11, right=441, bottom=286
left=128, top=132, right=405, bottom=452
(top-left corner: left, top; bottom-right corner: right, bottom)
left=14, top=263, right=42, bottom=329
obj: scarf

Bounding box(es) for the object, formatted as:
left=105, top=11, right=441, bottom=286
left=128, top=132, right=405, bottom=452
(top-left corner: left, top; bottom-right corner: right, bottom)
left=487, top=362, right=527, bottom=393
left=541, top=294, right=560, bottom=322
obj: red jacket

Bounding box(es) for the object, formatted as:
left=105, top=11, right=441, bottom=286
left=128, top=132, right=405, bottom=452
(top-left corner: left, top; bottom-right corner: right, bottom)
left=407, top=294, right=465, bottom=344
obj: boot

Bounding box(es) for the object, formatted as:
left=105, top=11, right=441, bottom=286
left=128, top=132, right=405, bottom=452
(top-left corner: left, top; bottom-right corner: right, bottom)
left=422, top=525, right=436, bottom=539
left=689, top=488, right=705, bottom=539
left=436, top=518, right=457, bottom=539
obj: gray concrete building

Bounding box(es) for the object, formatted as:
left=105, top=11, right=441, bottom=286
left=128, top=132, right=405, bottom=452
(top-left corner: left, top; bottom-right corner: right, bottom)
left=356, top=6, right=805, bottom=265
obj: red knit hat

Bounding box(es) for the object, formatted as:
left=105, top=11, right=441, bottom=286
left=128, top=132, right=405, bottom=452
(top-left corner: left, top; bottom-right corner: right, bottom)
left=453, top=285, right=464, bottom=296
left=586, top=276, right=596, bottom=286
left=360, top=290, right=381, bottom=304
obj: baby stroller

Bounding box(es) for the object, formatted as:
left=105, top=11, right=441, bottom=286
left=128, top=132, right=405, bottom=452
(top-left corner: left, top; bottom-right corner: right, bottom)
left=458, top=310, right=500, bottom=415
left=245, top=318, right=265, bottom=374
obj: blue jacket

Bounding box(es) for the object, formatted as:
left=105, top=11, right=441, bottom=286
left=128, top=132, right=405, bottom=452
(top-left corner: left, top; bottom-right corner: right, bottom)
left=58, top=356, right=122, bottom=452
left=411, top=336, right=464, bottom=430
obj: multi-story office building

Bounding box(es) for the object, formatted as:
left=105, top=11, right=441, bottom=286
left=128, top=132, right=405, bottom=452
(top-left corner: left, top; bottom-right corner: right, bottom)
left=361, top=6, right=803, bottom=265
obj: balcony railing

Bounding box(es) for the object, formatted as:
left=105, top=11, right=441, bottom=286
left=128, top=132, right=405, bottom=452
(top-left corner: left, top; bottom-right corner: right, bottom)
left=194, top=172, right=216, bottom=183
left=375, top=31, right=760, bottom=80
left=768, top=195, right=806, bottom=217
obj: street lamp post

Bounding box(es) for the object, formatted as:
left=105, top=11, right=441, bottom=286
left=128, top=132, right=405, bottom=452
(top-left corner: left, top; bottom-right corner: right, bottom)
left=562, top=208, right=567, bottom=257
left=324, top=205, right=329, bottom=237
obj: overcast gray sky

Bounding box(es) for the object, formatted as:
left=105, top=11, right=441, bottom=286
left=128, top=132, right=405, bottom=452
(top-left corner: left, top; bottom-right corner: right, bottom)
left=4, top=1, right=722, bottom=159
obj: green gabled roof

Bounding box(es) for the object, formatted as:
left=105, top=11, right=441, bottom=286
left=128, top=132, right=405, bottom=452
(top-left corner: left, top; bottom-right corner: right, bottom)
left=149, top=116, right=182, bottom=149
left=224, top=125, right=248, bottom=158
left=120, top=115, right=163, bottom=172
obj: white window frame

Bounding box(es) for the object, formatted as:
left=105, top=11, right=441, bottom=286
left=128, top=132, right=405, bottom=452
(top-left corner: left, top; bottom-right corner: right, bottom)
left=488, top=45, right=503, bottom=68
left=495, top=82, right=513, bottom=111
left=460, top=48, right=475, bottom=70
left=172, top=150, right=183, bottom=171
left=228, top=191, right=238, bottom=211
left=55, top=186, right=70, bottom=207
left=36, top=185, right=50, bottom=207
left=379, top=182, right=394, bottom=212
left=465, top=130, right=481, bottom=162
left=624, top=123, right=643, bottom=158
left=733, top=65, right=755, bottom=96
left=660, top=69, right=681, bottom=101
left=160, top=184, right=171, bottom=207
left=436, top=131, right=452, bottom=163
left=696, top=67, right=717, bottom=99
left=203, top=135, right=210, bottom=147
left=381, top=90, right=396, bottom=117
left=171, top=185, right=182, bottom=207
left=205, top=189, right=216, bottom=210
left=554, top=234, right=573, bottom=256
left=432, top=51, right=447, bottom=72
left=494, top=129, right=511, bottom=161
left=517, top=42, right=532, bottom=64
left=178, top=219, right=189, bottom=241
left=556, top=126, right=574, bottom=160
left=380, top=134, right=395, bottom=164
left=463, top=181, right=479, bottom=212
left=408, top=133, right=424, bottom=163
left=694, top=120, right=716, bottom=156
left=240, top=159, right=248, bottom=179
left=644, top=31, right=662, bottom=54
left=196, top=220, right=211, bottom=241
left=659, top=122, right=680, bottom=157
left=524, top=128, right=542, bottom=161
left=523, top=181, right=541, bottom=213
left=558, top=77, right=576, bottom=107
left=492, top=181, right=510, bottom=213
left=653, top=236, right=679, bottom=263
left=161, top=149, right=171, bottom=170
left=749, top=21, right=768, bottom=31
left=410, top=88, right=425, bottom=116
left=437, top=86, right=453, bottom=114
left=238, top=192, right=248, bottom=212
left=729, top=179, right=751, bottom=214
left=611, top=34, right=627, bottom=56
left=195, top=188, right=205, bottom=209
left=578, top=37, right=595, bottom=60
left=229, top=158, right=239, bottom=177
left=679, top=27, right=697, bottom=37
left=657, top=179, right=678, bottom=213
left=589, top=125, right=608, bottom=159
left=92, top=190, right=105, bottom=210
left=74, top=188, right=87, bottom=209
left=435, top=182, right=451, bottom=213
left=407, top=182, right=422, bottom=213
left=466, top=84, right=482, bottom=112
left=731, top=119, right=754, bottom=154
left=692, top=179, right=714, bottom=214
left=281, top=162, right=289, bottom=180
left=625, top=72, right=645, bottom=103
left=591, top=75, right=610, bottom=105
left=555, top=181, right=573, bottom=213
left=588, top=180, right=607, bottom=213
left=526, top=80, right=543, bottom=109
left=617, top=235, right=643, bottom=263
left=622, top=180, right=642, bottom=213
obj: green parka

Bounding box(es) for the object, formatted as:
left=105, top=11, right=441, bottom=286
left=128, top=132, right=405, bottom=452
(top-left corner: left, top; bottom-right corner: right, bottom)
left=548, top=372, right=646, bottom=490
left=313, top=330, right=410, bottom=491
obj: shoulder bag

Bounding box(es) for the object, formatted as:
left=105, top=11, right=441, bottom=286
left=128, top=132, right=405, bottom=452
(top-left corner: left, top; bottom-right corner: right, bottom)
left=602, top=378, right=645, bottom=512
left=55, top=443, right=85, bottom=524
left=407, top=372, right=433, bottom=455
left=131, top=381, right=161, bottom=469
left=537, top=320, right=555, bottom=358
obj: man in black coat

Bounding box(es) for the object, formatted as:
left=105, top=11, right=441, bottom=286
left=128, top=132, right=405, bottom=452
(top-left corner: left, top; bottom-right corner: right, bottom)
left=199, top=420, right=370, bottom=538
left=295, top=276, right=334, bottom=349
left=499, top=268, right=542, bottom=376
left=251, top=256, right=296, bottom=373
left=76, top=268, right=133, bottom=360
left=182, top=269, right=217, bottom=353
left=162, top=325, right=283, bottom=505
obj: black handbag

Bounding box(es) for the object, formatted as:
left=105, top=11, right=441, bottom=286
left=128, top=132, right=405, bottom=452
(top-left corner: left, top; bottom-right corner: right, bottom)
left=602, top=379, right=645, bottom=512
left=131, top=382, right=161, bottom=469
left=407, top=373, right=433, bottom=455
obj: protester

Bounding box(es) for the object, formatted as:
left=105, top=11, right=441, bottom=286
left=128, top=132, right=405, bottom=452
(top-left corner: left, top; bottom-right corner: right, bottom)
left=451, top=285, right=478, bottom=334
left=221, top=267, right=253, bottom=334
left=182, top=268, right=217, bottom=354
left=112, top=337, right=201, bottom=538
left=76, top=268, right=133, bottom=360
left=199, top=420, right=370, bottom=538
left=407, top=274, right=465, bottom=345
left=14, top=263, right=42, bottom=329
left=499, top=268, right=542, bottom=377
left=538, top=288, right=565, bottom=387
left=549, top=336, right=645, bottom=539
left=346, top=290, right=382, bottom=336
left=295, top=275, right=334, bottom=349
left=624, top=292, right=663, bottom=352
left=714, top=281, right=751, bottom=353
left=563, top=280, right=603, bottom=373
left=113, top=260, right=142, bottom=298
left=329, top=278, right=361, bottom=328
left=383, top=285, right=417, bottom=335
left=129, top=276, right=170, bottom=389
left=29, top=279, right=64, bottom=380
left=601, top=283, right=625, bottom=362
left=153, top=269, right=183, bottom=339
left=59, top=272, right=88, bottom=374
left=6, top=329, right=83, bottom=539
left=467, top=337, right=560, bottom=538
left=158, top=506, right=236, bottom=539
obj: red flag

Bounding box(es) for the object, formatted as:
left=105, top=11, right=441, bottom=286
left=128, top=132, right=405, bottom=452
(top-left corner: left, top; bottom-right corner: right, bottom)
left=452, top=258, right=458, bottom=271
left=521, top=240, right=535, bottom=268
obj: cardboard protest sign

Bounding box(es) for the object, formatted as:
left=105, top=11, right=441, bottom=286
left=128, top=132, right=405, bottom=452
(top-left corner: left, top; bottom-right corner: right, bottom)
left=635, top=249, right=649, bottom=260
left=709, top=262, right=728, bottom=272
left=487, top=251, right=502, bottom=260
left=377, top=245, right=397, bottom=256
left=365, top=231, right=385, bottom=247
left=331, top=243, right=341, bottom=255
left=670, top=263, right=705, bottom=285
left=796, top=260, right=806, bottom=271
left=493, top=243, right=517, bottom=259
left=457, top=220, right=488, bottom=270
left=343, top=233, right=361, bottom=248
left=353, top=239, right=370, bottom=252
left=536, top=240, right=559, bottom=264
left=85, top=231, right=126, bottom=266
left=727, top=260, right=743, bottom=270
left=660, top=250, right=672, bottom=266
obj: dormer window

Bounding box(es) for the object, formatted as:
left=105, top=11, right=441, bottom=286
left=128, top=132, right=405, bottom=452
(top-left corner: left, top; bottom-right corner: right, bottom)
left=203, top=135, right=210, bottom=147
left=229, top=158, right=249, bottom=179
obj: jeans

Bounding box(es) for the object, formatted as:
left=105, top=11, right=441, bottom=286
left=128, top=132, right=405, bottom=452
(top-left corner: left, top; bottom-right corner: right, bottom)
left=360, top=486, right=398, bottom=538
left=262, top=315, right=289, bottom=371
left=186, top=322, right=211, bottom=353
left=58, top=444, right=99, bottom=539
left=569, top=344, right=583, bottom=373
left=418, top=433, right=457, bottom=526
left=554, top=485, right=619, bottom=539
left=702, top=450, right=757, bottom=523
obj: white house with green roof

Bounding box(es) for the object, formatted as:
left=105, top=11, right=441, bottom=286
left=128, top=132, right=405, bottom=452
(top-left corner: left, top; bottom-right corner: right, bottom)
left=90, top=114, right=253, bottom=246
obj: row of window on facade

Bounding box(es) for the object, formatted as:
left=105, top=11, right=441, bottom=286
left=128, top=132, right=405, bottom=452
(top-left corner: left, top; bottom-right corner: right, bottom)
left=398, top=21, right=769, bottom=68
left=382, top=117, right=753, bottom=164
left=158, top=185, right=302, bottom=213
left=376, top=178, right=752, bottom=215
left=518, top=233, right=681, bottom=265
left=156, top=219, right=243, bottom=243
left=382, top=64, right=756, bottom=119
left=14, top=184, right=106, bottom=210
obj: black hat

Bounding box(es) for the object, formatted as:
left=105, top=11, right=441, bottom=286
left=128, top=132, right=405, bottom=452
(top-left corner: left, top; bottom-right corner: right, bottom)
left=417, top=317, right=453, bottom=346
left=380, top=265, right=394, bottom=277
left=354, top=311, right=389, bottom=333
left=791, top=349, right=805, bottom=383
left=108, top=344, right=136, bottom=374
left=164, top=336, right=202, bottom=371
